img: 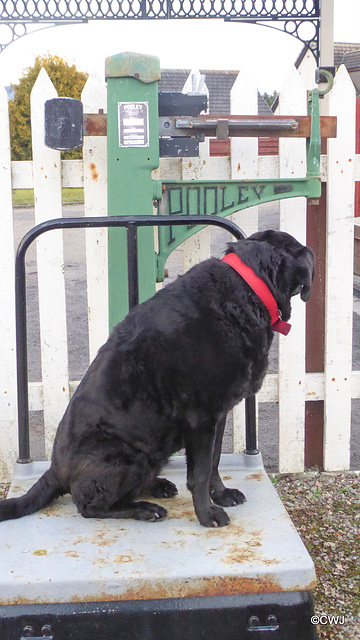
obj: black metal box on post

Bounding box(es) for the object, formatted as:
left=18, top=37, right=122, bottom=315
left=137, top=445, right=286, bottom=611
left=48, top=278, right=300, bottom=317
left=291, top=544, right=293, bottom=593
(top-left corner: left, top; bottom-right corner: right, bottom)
left=158, top=91, right=207, bottom=157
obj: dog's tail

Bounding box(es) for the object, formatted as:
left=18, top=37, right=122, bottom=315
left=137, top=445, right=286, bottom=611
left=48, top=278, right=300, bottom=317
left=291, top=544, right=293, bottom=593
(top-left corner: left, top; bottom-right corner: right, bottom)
left=0, top=467, right=63, bottom=522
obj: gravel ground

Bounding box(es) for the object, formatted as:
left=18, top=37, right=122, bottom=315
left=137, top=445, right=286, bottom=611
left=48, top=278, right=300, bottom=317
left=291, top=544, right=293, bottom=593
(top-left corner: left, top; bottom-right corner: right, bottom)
left=274, top=472, right=360, bottom=640
left=1, top=471, right=359, bottom=639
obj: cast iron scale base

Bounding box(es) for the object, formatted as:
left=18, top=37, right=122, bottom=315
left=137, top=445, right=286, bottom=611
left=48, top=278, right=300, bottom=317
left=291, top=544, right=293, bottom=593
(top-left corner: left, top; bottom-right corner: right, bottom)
left=1, top=454, right=316, bottom=640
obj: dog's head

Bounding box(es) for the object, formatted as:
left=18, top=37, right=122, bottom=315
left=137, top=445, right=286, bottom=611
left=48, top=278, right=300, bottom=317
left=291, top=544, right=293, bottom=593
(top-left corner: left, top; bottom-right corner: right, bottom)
left=226, top=230, right=315, bottom=322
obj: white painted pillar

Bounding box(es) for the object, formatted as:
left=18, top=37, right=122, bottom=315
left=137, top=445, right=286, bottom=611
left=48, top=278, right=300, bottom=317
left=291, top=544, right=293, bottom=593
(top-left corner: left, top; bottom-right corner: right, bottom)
left=230, top=67, right=259, bottom=453
left=324, top=65, right=355, bottom=470
left=31, top=68, right=70, bottom=458
left=320, top=0, right=334, bottom=68
left=277, top=67, right=307, bottom=473
left=181, top=70, right=212, bottom=271
left=82, top=73, right=109, bottom=362
left=230, top=67, right=259, bottom=236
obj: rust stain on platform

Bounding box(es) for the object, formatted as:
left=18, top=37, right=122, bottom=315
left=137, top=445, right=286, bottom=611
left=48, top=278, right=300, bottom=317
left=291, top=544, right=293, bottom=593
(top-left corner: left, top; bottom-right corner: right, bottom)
left=245, top=473, right=263, bottom=482
left=64, top=551, right=80, bottom=558
left=66, top=575, right=285, bottom=604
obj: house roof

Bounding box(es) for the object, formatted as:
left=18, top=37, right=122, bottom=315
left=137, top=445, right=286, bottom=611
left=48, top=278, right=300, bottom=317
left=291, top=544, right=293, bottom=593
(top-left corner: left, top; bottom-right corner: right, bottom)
left=295, top=42, right=360, bottom=70
left=159, top=69, right=273, bottom=115
left=334, top=42, right=360, bottom=67
left=282, top=42, right=360, bottom=109
left=341, top=50, right=360, bottom=96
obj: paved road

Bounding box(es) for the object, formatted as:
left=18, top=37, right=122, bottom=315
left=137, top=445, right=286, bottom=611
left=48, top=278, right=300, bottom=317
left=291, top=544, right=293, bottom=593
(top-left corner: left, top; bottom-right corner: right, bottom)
left=13, top=204, right=360, bottom=470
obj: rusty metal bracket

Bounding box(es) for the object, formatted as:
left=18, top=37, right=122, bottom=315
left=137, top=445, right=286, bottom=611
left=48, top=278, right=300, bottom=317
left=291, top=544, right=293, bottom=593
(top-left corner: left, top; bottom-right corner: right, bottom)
left=83, top=111, right=107, bottom=137
left=84, top=113, right=336, bottom=140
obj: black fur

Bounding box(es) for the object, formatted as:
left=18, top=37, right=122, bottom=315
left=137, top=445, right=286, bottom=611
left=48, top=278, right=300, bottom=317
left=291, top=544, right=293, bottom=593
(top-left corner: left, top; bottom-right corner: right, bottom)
left=0, top=230, right=314, bottom=528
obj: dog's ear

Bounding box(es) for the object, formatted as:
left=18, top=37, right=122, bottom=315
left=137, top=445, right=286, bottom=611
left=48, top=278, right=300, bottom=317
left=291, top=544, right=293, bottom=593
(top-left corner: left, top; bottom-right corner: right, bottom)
left=293, top=248, right=315, bottom=302
left=225, top=241, right=243, bottom=255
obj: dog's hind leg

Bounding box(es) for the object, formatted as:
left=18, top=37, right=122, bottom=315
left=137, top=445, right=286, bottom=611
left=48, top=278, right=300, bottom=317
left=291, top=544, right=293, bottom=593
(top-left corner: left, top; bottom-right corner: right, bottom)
left=210, top=413, right=246, bottom=507
left=71, top=469, right=168, bottom=522
left=79, top=498, right=168, bottom=521
left=143, top=477, right=178, bottom=499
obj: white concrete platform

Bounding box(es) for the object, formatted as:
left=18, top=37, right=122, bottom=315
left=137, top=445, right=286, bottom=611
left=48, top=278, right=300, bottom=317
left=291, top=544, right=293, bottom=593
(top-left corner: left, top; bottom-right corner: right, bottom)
left=0, top=453, right=316, bottom=606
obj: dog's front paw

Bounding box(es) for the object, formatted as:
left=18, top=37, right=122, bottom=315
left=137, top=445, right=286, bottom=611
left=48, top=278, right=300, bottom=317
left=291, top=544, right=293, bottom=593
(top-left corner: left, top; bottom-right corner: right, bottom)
left=211, top=488, right=246, bottom=507
left=134, top=501, right=168, bottom=522
left=149, top=477, right=178, bottom=499
left=199, top=505, right=230, bottom=528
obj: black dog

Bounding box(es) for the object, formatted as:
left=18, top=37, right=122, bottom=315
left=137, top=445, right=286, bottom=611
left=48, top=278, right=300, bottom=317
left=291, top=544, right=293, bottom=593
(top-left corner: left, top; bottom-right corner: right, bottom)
left=0, top=230, right=314, bottom=528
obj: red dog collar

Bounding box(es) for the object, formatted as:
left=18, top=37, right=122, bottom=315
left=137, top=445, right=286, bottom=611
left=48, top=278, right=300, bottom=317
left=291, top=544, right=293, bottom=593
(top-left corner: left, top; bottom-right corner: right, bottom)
left=221, top=253, right=291, bottom=336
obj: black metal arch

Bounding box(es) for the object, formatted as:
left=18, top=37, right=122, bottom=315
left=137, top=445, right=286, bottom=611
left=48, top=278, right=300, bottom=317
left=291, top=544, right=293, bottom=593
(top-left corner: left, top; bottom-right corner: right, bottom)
left=1, top=0, right=320, bottom=60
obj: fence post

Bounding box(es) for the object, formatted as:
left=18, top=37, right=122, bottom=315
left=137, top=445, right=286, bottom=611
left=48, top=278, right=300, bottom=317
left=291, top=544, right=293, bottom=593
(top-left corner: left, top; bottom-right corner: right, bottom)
left=230, top=68, right=259, bottom=453
left=277, top=66, right=307, bottom=473
left=181, top=70, right=211, bottom=271
left=0, top=86, right=18, bottom=479
left=324, top=65, right=355, bottom=471
left=230, top=67, right=259, bottom=236
left=31, top=68, right=70, bottom=458
left=82, top=73, right=109, bottom=361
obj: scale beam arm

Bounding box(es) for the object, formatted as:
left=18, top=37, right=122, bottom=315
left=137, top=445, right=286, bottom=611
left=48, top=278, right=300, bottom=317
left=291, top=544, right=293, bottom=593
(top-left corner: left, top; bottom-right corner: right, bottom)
left=158, top=114, right=337, bottom=140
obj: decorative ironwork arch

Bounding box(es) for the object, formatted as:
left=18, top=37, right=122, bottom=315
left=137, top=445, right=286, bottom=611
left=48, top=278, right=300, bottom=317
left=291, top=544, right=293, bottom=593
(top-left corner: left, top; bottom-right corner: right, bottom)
left=0, top=1, right=320, bottom=60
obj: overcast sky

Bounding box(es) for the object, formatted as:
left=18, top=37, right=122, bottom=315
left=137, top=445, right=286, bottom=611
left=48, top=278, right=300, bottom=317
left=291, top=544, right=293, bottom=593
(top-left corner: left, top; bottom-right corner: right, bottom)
left=0, top=0, right=359, bottom=92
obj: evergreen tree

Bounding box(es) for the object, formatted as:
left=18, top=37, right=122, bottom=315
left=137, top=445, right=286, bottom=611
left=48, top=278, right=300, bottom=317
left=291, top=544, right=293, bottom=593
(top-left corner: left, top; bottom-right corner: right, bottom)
left=9, top=54, right=88, bottom=160
left=262, top=91, right=277, bottom=109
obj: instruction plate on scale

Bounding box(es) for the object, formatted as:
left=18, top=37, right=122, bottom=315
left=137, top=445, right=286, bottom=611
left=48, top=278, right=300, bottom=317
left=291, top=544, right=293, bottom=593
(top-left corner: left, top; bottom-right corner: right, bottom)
left=118, top=101, right=149, bottom=147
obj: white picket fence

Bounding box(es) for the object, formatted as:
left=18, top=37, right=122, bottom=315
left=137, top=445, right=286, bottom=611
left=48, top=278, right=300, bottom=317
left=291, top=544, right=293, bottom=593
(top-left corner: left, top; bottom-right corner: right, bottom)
left=1, top=61, right=360, bottom=481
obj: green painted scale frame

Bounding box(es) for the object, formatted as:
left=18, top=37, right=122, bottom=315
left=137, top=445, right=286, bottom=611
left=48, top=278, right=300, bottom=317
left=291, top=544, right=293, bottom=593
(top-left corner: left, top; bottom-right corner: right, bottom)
left=106, top=52, right=331, bottom=328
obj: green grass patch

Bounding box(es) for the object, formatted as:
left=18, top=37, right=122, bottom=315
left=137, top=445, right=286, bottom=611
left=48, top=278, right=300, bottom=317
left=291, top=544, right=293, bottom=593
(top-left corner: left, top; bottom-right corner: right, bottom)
left=12, top=188, right=84, bottom=207
left=62, top=188, right=84, bottom=204
left=12, top=189, right=35, bottom=206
